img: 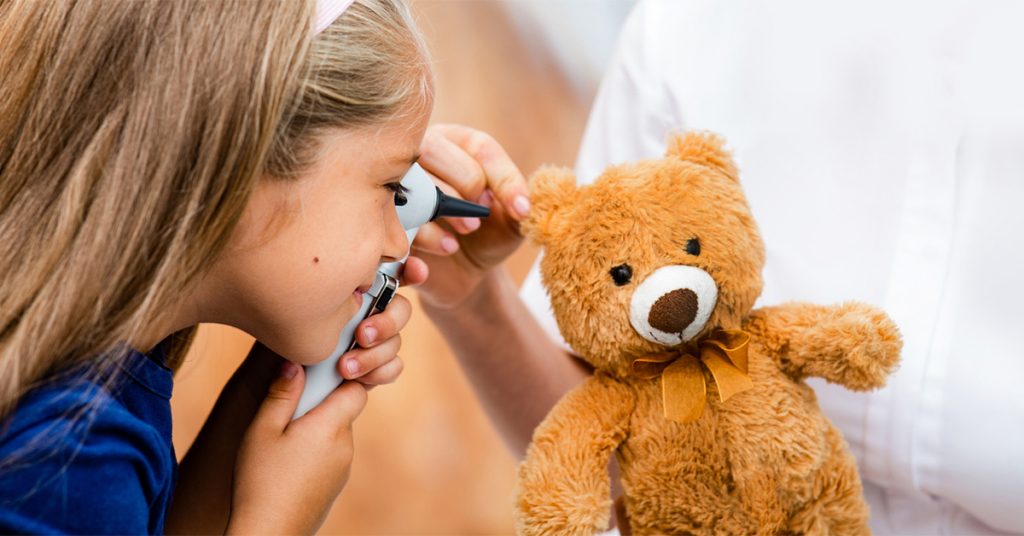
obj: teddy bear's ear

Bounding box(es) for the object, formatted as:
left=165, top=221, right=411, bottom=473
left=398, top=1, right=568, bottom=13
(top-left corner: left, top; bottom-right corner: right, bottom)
left=522, top=165, right=577, bottom=246
left=665, top=131, right=739, bottom=181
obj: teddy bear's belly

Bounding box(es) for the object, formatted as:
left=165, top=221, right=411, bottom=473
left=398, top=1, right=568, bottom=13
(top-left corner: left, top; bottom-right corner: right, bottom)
left=615, top=379, right=845, bottom=535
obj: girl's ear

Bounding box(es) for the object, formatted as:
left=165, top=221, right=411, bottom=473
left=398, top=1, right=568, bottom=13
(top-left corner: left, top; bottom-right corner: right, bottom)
left=522, top=166, right=577, bottom=246
left=665, top=130, right=739, bottom=182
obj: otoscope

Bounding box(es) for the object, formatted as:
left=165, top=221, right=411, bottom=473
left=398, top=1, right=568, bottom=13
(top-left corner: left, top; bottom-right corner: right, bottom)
left=294, top=163, right=490, bottom=419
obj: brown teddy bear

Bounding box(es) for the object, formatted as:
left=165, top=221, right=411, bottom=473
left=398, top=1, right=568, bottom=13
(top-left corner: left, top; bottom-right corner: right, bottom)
left=516, top=132, right=902, bottom=535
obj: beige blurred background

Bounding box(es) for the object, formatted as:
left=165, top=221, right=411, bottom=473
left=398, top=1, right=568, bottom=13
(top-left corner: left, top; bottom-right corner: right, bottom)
left=170, top=1, right=632, bottom=533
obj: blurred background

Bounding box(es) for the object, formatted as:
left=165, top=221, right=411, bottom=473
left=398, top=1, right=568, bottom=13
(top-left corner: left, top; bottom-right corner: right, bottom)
left=170, top=1, right=635, bottom=534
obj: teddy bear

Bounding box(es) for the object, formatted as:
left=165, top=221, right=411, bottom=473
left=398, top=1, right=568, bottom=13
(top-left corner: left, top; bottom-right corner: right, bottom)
left=515, top=132, right=902, bottom=535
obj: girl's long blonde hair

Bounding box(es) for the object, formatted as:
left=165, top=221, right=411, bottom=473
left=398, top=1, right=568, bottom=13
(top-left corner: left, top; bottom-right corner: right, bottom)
left=0, top=0, right=431, bottom=421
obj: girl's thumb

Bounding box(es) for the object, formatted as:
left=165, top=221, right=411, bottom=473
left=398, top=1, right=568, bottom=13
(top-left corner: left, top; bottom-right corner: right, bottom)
left=253, top=361, right=304, bottom=431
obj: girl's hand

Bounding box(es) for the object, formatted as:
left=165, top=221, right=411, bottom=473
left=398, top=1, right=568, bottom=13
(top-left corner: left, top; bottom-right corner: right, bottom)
left=338, top=293, right=416, bottom=388
left=231, top=289, right=416, bottom=402
left=227, top=361, right=366, bottom=535
left=224, top=284, right=417, bottom=534
left=411, top=124, right=529, bottom=309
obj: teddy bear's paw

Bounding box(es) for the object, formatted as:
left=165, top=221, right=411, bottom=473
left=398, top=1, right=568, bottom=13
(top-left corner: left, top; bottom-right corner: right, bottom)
left=515, top=493, right=610, bottom=536
left=514, top=514, right=607, bottom=536
left=822, top=302, right=903, bottom=391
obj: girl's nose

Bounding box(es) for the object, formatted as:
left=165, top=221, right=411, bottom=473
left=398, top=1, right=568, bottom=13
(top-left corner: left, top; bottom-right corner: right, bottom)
left=380, top=205, right=409, bottom=263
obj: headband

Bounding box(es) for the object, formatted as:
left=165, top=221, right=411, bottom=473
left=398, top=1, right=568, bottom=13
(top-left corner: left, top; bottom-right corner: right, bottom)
left=315, top=0, right=355, bottom=34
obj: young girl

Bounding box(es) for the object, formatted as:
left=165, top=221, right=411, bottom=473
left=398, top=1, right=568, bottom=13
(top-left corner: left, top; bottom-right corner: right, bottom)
left=0, top=0, right=540, bottom=533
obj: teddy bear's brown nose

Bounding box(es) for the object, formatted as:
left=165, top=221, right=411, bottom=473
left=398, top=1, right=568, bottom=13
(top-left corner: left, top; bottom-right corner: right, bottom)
left=648, top=288, right=699, bottom=334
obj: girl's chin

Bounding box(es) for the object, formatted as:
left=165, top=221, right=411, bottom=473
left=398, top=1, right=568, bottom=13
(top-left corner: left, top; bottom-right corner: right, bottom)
left=284, top=292, right=368, bottom=365
left=289, top=337, right=340, bottom=366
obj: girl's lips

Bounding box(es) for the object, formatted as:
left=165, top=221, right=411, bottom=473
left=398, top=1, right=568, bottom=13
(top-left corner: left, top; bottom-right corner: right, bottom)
left=353, top=283, right=372, bottom=299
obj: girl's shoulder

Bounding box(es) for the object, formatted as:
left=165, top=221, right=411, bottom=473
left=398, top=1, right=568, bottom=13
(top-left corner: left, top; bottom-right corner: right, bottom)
left=0, top=352, right=177, bottom=534
left=1, top=351, right=172, bottom=452
left=2, top=366, right=113, bottom=439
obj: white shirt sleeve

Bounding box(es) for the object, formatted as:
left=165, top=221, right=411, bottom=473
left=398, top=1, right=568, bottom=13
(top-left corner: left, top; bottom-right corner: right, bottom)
left=573, top=1, right=679, bottom=184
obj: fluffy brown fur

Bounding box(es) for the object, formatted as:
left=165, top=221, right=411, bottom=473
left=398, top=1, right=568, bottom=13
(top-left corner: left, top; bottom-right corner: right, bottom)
left=515, top=132, right=902, bottom=535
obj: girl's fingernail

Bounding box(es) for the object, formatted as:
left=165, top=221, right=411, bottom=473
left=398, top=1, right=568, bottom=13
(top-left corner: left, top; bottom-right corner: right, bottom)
left=441, top=236, right=459, bottom=253
left=345, top=359, right=359, bottom=376
left=463, top=217, right=481, bottom=232
left=478, top=190, right=494, bottom=208
left=280, top=361, right=299, bottom=379
left=513, top=195, right=530, bottom=217
left=363, top=326, right=377, bottom=345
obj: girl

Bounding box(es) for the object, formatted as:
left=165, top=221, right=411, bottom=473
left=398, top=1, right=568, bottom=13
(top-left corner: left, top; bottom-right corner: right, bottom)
left=0, top=0, right=539, bottom=533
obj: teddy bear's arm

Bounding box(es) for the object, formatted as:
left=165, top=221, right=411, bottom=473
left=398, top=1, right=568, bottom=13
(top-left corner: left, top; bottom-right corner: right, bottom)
left=515, top=374, right=634, bottom=536
left=744, top=301, right=902, bottom=391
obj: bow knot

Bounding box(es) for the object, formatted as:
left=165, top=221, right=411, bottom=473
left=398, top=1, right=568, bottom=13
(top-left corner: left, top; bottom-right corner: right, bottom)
left=631, top=328, right=753, bottom=423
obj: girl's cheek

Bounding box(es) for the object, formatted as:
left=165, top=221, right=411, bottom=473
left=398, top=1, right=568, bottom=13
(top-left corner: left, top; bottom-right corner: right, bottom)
left=354, top=200, right=392, bottom=261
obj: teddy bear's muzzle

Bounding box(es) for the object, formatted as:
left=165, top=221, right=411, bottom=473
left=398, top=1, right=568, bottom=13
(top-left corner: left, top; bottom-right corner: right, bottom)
left=629, top=265, right=718, bottom=346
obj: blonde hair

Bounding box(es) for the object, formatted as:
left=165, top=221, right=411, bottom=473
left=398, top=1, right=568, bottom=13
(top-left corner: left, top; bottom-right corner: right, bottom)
left=0, top=0, right=432, bottom=421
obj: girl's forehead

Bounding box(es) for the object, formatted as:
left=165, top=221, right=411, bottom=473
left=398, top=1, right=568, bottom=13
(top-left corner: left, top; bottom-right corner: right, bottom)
left=306, top=128, right=421, bottom=182
left=325, top=106, right=431, bottom=160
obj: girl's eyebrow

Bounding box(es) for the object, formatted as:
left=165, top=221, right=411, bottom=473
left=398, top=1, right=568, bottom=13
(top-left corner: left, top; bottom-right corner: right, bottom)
left=390, top=153, right=420, bottom=165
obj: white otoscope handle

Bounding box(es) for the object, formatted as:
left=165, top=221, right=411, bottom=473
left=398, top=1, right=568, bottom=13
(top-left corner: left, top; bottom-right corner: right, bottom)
left=295, top=273, right=382, bottom=418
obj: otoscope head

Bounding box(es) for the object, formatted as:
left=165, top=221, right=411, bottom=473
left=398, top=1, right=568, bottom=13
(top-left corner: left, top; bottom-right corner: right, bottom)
left=396, top=163, right=490, bottom=230
left=432, top=188, right=491, bottom=220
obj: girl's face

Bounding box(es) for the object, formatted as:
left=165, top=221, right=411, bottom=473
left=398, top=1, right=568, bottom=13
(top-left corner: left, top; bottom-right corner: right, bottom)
left=196, top=110, right=429, bottom=365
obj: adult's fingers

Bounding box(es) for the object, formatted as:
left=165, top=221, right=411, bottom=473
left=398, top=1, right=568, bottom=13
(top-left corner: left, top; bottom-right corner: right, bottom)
left=400, top=256, right=429, bottom=287
left=411, top=221, right=459, bottom=256
left=429, top=124, right=530, bottom=221
left=419, top=132, right=488, bottom=204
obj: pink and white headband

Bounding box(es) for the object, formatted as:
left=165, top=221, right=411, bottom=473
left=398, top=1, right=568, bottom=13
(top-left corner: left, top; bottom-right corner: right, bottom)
left=314, top=0, right=355, bottom=34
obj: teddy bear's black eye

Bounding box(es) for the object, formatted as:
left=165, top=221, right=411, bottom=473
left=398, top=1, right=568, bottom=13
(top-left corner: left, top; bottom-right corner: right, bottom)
left=685, top=237, right=701, bottom=256
left=609, top=264, right=633, bottom=286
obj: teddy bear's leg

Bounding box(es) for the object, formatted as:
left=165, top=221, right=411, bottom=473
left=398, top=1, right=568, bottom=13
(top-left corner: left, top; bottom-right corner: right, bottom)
left=784, top=427, right=871, bottom=536
left=515, top=376, right=634, bottom=536
left=745, top=302, right=901, bottom=392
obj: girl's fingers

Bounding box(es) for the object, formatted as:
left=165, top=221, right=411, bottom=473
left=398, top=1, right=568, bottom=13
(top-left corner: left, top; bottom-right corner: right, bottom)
left=354, top=355, right=404, bottom=387
left=339, top=335, right=401, bottom=380
left=250, top=361, right=305, bottom=434
left=302, top=381, right=368, bottom=434
left=355, top=294, right=411, bottom=348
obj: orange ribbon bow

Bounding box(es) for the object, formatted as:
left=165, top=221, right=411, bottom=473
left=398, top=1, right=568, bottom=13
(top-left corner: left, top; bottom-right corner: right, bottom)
left=631, top=328, right=753, bottom=423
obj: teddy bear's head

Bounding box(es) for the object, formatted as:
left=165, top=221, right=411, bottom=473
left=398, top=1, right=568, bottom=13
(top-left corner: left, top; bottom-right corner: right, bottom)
left=524, top=132, right=765, bottom=378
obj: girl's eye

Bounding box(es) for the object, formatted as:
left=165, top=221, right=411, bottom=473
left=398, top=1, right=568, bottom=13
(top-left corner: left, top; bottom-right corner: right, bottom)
left=386, top=182, right=410, bottom=206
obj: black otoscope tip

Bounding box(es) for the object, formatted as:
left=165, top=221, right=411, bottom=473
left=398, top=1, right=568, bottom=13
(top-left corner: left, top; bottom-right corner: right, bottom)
left=431, top=187, right=491, bottom=221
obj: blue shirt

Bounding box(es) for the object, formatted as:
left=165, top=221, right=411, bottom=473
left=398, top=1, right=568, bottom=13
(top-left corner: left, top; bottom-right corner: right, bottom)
left=0, top=346, right=177, bottom=534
